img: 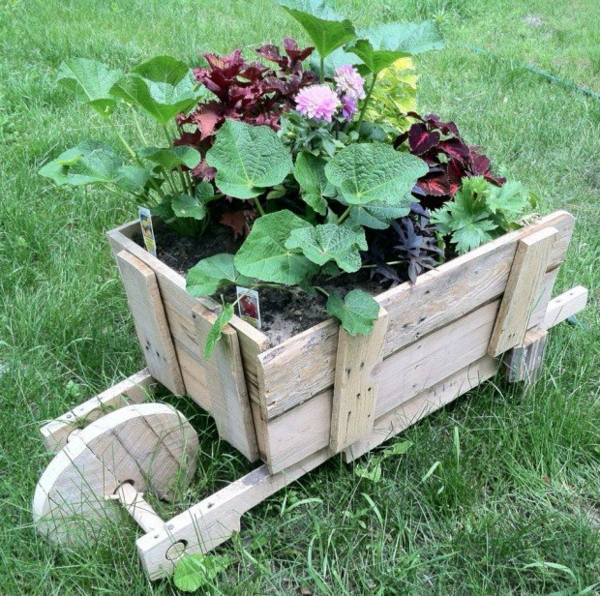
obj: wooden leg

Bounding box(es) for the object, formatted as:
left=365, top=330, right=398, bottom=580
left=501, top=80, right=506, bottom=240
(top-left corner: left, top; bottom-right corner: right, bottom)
left=136, top=448, right=330, bottom=581
left=504, top=327, right=548, bottom=383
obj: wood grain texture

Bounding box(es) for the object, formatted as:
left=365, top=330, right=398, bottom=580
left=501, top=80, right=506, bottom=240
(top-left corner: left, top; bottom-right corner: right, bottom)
left=191, top=305, right=258, bottom=461
left=487, top=227, right=558, bottom=356
left=136, top=447, right=330, bottom=580
left=40, top=369, right=155, bottom=451
left=504, top=327, right=548, bottom=383
left=116, top=251, right=185, bottom=395
left=33, top=404, right=198, bottom=545
left=329, top=308, right=388, bottom=453
left=542, top=286, right=588, bottom=329
left=258, top=213, right=573, bottom=420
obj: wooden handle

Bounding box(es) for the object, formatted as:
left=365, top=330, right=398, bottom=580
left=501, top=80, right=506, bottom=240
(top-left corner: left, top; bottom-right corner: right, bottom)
left=114, top=482, right=164, bottom=534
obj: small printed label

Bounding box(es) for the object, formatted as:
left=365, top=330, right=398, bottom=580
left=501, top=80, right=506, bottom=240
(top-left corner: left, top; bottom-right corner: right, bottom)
left=236, top=286, right=261, bottom=329
left=138, top=206, right=157, bottom=256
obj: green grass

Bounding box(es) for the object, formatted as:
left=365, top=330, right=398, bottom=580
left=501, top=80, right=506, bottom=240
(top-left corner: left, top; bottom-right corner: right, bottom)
left=1, top=0, right=599, bottom=593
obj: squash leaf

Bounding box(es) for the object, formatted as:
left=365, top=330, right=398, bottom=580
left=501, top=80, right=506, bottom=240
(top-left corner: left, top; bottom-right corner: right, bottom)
left=235, top=210, right=318, bottom=284
left=293, top=152, right=332, bottom=215
left=187, top=253, right=250, bottom=296
left=204, top=304, right=234, bottom=359
left=326, top=289, right=380, bottom=336
left=171, top=194, right=206, bottom=220
left=278, top=0, right=356, bottom=59
left=57, top=58, right=122, bottom=116
left=206, top=120, right=293, bottom=199
left=285, top=223, right=367, bottom=272
left=325, top=143, right=428, bottom=206
left=139, top=146, right=201, bottom=170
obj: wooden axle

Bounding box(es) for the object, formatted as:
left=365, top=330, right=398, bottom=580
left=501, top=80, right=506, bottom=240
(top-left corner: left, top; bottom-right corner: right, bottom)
left=113, top=482, right=165, bottom=534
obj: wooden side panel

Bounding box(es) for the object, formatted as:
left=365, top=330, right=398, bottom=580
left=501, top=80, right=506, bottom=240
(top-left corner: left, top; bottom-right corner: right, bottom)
left=116, top=251, right=185, bottom=395
left=329, top=309, right=388, bottom=453
left=259, top=212, right=574, bottom=419
left=488, top=227, right=557, bottom=356
left=192, top=305, right=258, bottom=461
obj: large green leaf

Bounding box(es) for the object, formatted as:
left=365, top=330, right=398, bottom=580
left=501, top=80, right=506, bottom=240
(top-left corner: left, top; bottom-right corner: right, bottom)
left=39, top=141, right=122, bottom=186
left=187, top=253, right=248, bottom=297
left=114, top=164, right=151, bottom=193
left=206, top=120, right=293, bottom=199
left=57, top=58, right=122, bottom=116
left=139, top=146, right=201, bottom=170
left=112, top=73, right=198, bottom=124
left=348, top=196, right=412, bottom=229
left=234, top=210, right=317, bottom=284
left=131, top=55, right=190, bottom=85
left=171, top=194, right=206, bottom=220
left=347, top=21, right=443, bottom=74
left=285, top=223, right=366, bottom=272
left=293, top=152, right=331, bottom=215
left=278, top=0, right=356, bottom=58
left=325, top=143, right=427, bottom=205
left=326, top=289, right=379, bottom=335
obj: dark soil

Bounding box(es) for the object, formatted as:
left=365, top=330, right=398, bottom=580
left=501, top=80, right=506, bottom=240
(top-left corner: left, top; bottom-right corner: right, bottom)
left=135, top=223, right=384, bottom=345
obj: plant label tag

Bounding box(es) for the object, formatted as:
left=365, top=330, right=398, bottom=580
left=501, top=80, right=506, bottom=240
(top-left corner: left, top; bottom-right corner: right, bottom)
left=236, top=286, right=262, bottom=329
left=138, top=206, right=157, bottom=256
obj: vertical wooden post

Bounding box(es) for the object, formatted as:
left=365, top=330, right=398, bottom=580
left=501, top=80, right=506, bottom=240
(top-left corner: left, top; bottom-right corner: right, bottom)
left=329, top=308, right=389, bottom=453
left=488, top=227, right=557, bottom=357
left=116, top=251, right=185, bottom=395
left=504, top=327, right=548, bottom=383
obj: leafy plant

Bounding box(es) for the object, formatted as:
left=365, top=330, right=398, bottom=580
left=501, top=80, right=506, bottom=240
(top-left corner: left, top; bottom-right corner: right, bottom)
left=173, top=553, right=231, bottom=592
left=396, top=112, right=506, bottom=209
left=430, top=176, right=532, bottom=254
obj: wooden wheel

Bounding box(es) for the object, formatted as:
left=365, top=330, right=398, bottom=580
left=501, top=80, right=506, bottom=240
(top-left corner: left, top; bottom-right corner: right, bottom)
left=33, top=403, right=198, bottom=546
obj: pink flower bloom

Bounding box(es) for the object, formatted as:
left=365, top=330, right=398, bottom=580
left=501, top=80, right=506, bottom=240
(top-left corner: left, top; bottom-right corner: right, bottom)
left=334, top=65, right=366, bottom=100
left=295, top=84, right=340, bottom=121
left=341, top=95, right=358, bottom=120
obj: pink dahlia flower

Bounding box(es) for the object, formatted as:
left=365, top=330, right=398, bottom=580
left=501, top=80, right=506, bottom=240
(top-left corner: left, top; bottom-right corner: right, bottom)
left=341, top=95, right=358, bottom=120
left=295, top=85, right=340, bottom=122
left=334, top=65, right=366, bottom=100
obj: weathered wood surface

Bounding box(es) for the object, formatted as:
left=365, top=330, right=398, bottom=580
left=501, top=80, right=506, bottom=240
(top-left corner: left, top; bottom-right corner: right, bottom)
left=257, top=212, right=574, bottom=420
left=191, top=305, right=258, bottom=461
left=136, top=447, right=330, bottom=580
left=542, top=285, right=588, bottom=329
left=40, top=369, right=155, bottom=451
left=34, top=404, right=198, bottom=545
left=329, top=308, right=388, bottom=453
left=488, top=227, right=557, bottom=356
left=504, top=327, right=548, bottom=383
left=262, top=282, right=585, bottom=473
left=114, top=482, right=165, bottom=534
left=116, top=251, right=185, bottom=395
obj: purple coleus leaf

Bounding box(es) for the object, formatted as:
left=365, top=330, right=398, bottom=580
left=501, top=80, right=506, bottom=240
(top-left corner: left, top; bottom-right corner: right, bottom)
left=408, top=123, right=440, bottom=155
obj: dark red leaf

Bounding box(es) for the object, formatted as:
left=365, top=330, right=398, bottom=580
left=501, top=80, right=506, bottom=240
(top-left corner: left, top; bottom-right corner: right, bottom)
left=220, top=209, right=257, bottom=239
left=408, top=124, right=440, bottom=155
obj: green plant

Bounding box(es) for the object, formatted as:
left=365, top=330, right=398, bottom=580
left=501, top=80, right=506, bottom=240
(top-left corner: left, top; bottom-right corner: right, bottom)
left=430, top=176, right=533, bottom=253
left=173, top=553, right=231, bottom=592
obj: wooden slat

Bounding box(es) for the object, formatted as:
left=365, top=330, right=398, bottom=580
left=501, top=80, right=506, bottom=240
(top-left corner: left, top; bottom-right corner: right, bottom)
left=39, top=369, right=155, bottom=452
left=116, top=251, right=185, bottom=395
left=487, top=227, right=558, bottom=356
left=504, top=327, right=548, bottom=383
left=344, top=356, right=500, bottom=462
left=258, top=213, right=573, bottom=419
left=329, top=308, right=388, bottom=453
left=136, top=447, right=330, bottom=580
left=542, top=286, right=588, bottom=329
left=192, top=305, right=259, bottom=462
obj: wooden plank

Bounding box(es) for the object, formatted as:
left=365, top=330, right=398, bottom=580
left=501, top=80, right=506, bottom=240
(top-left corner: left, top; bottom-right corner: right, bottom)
left=192, top=305, right=259, bottom=462
left=487, top=227, right=558, bottom=356
left=344, top=356, right=500, bottom=462
left=329, top=309, right=388, bottom=453
left=116, top=251, right=185, bottom=395
left=504, top=327, right=548, bottom=383
left=258, top=213, right=573, bottom=419
left=39, top=369, right=155, bottom=452
left=114, top=482, right=165, bottom=534
left=262, top=279, right=581, bottom=472
left=542, top=286, right=588, bottom=329
left=136, top=447, right=330, bottom=581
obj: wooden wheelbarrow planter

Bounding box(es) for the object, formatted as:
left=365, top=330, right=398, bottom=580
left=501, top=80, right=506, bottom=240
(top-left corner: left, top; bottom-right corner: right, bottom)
left=34, top=210, right=588, bottom=581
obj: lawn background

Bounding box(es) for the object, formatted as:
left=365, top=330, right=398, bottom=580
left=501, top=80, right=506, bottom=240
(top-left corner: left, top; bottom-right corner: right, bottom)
left=0, top=0, right=599, bottom=593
